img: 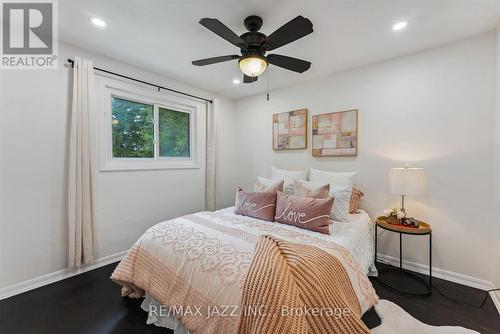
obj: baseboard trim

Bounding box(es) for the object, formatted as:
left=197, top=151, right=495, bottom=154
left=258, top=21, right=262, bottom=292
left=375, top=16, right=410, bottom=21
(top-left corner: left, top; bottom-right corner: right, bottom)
left=0, top=250, right=127, bottom=300
left=2, top=249, right=498, bottom=315
left=377, top=253, right=493, bottom=291
left=490, top=291, right=500, bottom=315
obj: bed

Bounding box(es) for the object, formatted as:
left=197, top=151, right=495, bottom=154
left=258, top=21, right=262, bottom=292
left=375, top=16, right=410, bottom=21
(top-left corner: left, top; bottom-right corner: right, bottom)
left=213, top=207, right=377, bottom=274
left=112, top=206, right=378, bottom=333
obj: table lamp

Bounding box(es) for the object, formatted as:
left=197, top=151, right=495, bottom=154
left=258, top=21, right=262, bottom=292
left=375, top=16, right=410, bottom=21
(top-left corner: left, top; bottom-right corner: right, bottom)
left=387, top=164, right=428, bottom=215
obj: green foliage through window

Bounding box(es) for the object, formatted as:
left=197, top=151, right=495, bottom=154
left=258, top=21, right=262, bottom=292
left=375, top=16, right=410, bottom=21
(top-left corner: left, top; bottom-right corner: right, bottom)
left=111, top=97, right=191, bottom=159
left=112, top=97, right=154, bottom=158
left=159, top=108, right=190, bottom=157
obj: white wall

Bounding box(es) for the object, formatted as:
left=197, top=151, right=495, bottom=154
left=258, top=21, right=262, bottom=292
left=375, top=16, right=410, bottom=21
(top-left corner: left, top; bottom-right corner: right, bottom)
left=233, top=33, right=497, bottom=284
left=0, top=41, right=235, bottom=289
left=1, top=33, right=497, bottom=293
left=493, top=27, right=500, bottom=288
left=217, top=98, right=239, bottom=208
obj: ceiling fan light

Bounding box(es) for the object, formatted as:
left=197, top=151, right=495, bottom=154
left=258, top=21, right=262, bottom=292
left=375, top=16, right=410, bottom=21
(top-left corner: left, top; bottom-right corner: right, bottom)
left=238, top=55, right=268, bottom=77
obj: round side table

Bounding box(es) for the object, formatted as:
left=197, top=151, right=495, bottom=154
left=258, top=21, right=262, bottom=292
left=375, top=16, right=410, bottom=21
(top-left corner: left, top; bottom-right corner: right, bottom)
left=375, top=216, right=432, bottom=296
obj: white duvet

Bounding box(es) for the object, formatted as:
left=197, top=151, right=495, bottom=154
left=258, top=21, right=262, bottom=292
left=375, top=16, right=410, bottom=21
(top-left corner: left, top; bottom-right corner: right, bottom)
left=217, top=206, right=376, bottom=275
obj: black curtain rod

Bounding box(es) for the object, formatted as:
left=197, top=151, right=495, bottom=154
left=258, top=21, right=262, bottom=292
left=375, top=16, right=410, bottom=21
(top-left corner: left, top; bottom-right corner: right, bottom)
left=67, top=59, right=213, bottom=104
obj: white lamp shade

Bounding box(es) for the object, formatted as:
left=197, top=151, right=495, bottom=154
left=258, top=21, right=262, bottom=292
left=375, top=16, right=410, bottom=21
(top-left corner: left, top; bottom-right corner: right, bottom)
left=387, top=167, right=428, bottom=196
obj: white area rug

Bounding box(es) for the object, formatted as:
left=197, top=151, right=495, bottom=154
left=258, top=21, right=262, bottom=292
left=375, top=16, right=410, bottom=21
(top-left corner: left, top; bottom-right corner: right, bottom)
left=371, top=299, right=480, bottom=334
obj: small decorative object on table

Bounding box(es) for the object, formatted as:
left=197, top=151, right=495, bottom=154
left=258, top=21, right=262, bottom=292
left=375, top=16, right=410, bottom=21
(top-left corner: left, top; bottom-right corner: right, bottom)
left=383, top=208, right=405, bottom=225
left=405, top=217, right=422, bottom=228
left=382, top=208, right=423, bottom=227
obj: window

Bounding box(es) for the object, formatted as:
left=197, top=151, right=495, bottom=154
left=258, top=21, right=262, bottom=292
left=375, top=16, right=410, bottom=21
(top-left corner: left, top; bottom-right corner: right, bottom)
left=98, top=78, right=200, bottom=171
left=112, top=97, right=154, bottom=158
left=158, top=108, right=190, bottom=158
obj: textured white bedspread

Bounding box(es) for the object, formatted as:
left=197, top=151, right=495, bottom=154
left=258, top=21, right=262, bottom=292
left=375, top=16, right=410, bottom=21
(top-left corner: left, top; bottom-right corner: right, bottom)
left=217, top=206, right=376, bottom=275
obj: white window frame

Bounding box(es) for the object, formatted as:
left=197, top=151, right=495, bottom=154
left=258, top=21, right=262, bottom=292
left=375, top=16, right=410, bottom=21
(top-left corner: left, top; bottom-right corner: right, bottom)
left=97, top=75, right=203, bottom=171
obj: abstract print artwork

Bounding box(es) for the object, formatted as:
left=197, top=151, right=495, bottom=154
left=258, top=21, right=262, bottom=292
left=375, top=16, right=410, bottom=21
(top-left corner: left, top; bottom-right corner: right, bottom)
left=272, top=109, right=307, bottom=150
left=312, top=109, right=358, bottom=157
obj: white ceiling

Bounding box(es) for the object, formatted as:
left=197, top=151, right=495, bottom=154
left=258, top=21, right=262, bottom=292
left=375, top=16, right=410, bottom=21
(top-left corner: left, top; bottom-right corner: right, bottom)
left=59, top=0, right=500, bottom=99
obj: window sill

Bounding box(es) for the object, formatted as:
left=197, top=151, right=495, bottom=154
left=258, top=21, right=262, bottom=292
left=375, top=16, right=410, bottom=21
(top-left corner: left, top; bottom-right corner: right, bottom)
left=100, top=159, right=200, bottom=171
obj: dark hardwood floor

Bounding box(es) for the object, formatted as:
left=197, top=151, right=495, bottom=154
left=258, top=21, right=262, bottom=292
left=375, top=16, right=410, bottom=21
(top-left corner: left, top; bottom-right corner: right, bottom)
left=370, top=263, right=500, bottom=333
left=0, top=262, right=498, bottom=334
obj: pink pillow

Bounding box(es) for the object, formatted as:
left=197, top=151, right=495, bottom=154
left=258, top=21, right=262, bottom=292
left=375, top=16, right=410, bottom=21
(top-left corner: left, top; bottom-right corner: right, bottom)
left=274, top=191, right=334, bottom=235
left=294, top=180, right=330, bottom=199
left=234, top=189, right=276, bottom=221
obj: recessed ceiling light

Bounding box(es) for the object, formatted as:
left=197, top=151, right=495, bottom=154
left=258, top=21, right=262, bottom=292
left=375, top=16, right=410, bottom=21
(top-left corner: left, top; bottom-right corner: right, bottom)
left=392, top=21, right=407, bottom=31
left=91, top=18, right=107, bottom=28
left=232, top=78, right=241, bottom=85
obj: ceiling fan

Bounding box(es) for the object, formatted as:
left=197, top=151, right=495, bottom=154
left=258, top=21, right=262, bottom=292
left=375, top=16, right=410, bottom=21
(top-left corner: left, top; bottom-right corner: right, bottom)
left=192, top=15, right=313, bottom=83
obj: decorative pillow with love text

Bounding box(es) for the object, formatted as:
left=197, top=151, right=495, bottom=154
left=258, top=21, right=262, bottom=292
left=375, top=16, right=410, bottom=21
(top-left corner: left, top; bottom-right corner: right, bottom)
left=234, top=189, right=277, bottom=221
left=274, top=191, right=334, bottom=234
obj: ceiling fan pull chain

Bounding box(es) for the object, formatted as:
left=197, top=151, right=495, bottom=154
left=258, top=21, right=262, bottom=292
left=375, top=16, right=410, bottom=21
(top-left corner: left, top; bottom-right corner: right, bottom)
left=266, top=67, right=270, bottom=101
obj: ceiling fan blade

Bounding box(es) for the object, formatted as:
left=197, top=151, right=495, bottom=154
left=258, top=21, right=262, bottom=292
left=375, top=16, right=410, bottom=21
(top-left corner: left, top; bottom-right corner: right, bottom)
left=192, top=55, right=239, bottom=66
left=243, top=75, right=258, bottom=83
left=199, top=18, right=247, bottom=48
left=264, top=16, right=313, bottom=51
left=267, top=54, right=311, bottom=73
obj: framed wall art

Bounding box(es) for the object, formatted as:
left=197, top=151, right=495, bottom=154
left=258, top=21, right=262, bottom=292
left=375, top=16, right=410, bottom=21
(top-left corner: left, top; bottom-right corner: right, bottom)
left=272, top=109, right=307, bottom=150
left=312, top=109, right=358, bottom=157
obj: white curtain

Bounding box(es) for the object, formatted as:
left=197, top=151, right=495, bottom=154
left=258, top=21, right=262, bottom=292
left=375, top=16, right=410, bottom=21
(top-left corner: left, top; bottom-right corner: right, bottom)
left=205, top=99, right=219, bottom=211
left=68, top=57, right=95, bottom=267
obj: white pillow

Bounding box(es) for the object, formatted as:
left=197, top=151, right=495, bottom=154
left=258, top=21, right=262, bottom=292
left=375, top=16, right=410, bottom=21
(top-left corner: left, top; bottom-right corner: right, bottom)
left=309, top=168, right=357, bottom=188
left=255, top=177, right=284, bottom=192
left=329, top=186, right=352, bottom=222
left=271, top=166, right=307, bottom=194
